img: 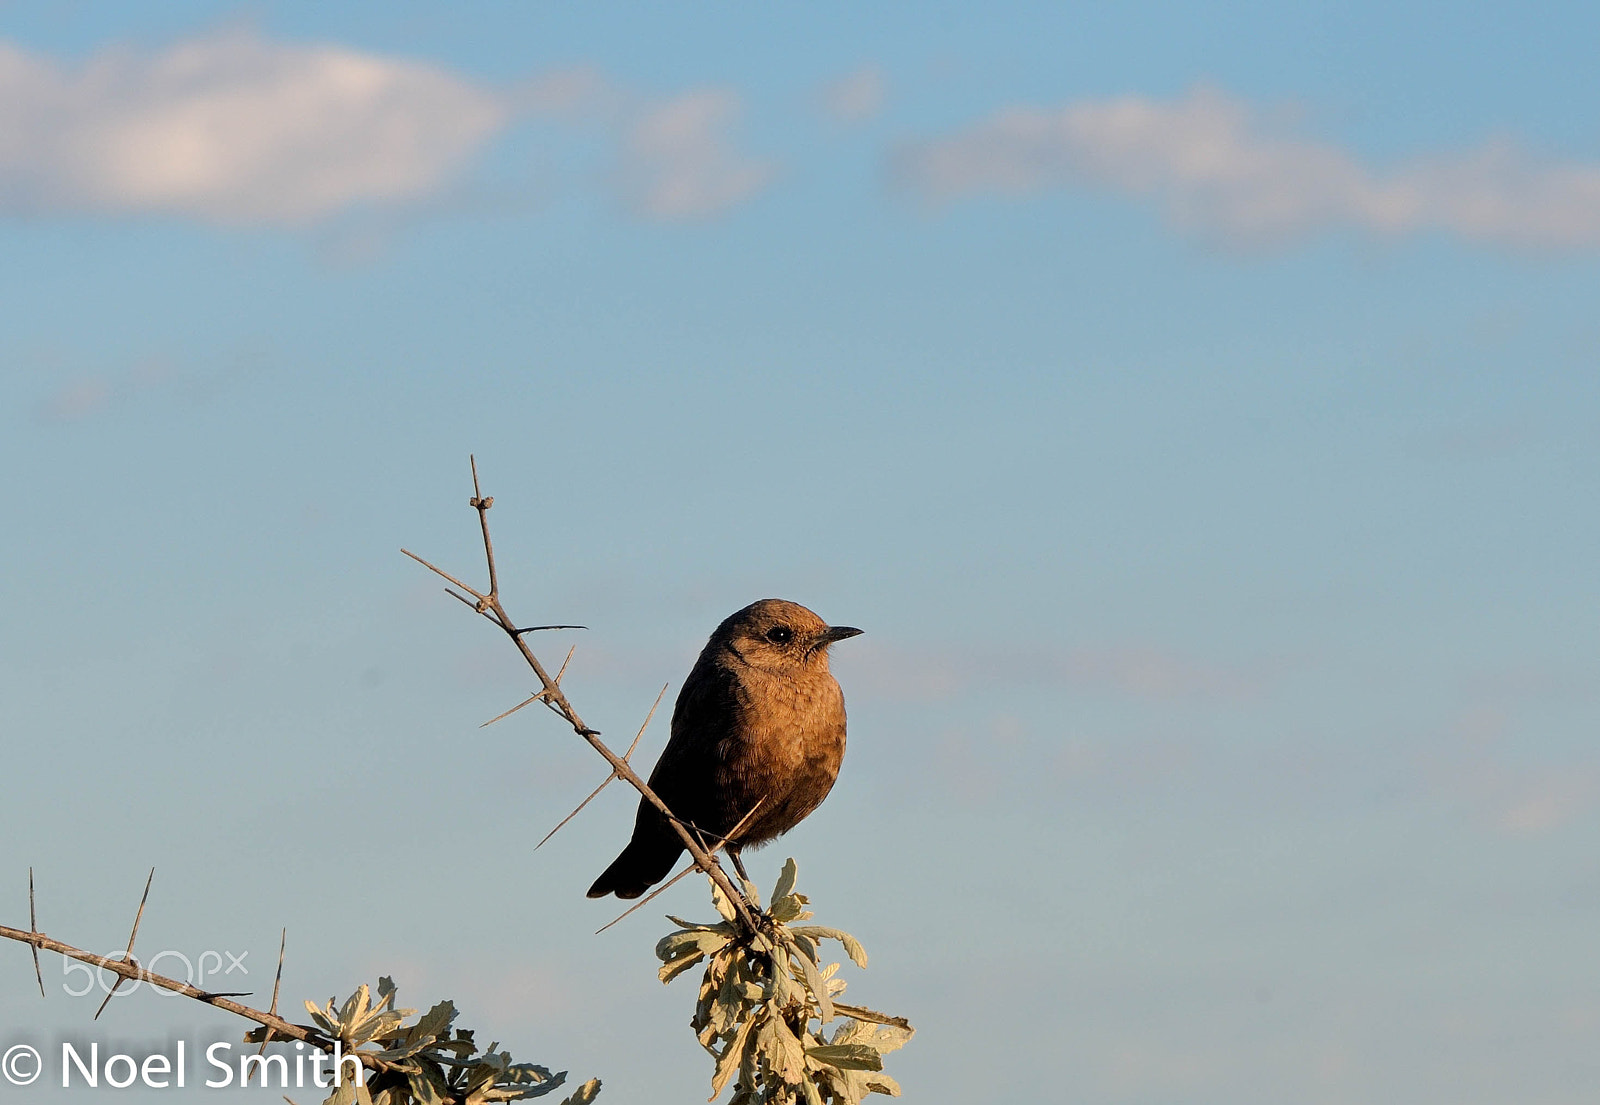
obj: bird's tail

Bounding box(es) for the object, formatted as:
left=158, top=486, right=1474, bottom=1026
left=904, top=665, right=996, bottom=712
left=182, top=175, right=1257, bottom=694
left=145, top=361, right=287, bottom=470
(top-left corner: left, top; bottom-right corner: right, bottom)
left=586, top=835, right=685, bottom=900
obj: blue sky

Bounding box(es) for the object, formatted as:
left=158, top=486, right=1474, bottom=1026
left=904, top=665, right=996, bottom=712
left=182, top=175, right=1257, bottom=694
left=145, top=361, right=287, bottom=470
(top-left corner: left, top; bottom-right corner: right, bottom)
left=2, top=3, right=1599, bottom=1102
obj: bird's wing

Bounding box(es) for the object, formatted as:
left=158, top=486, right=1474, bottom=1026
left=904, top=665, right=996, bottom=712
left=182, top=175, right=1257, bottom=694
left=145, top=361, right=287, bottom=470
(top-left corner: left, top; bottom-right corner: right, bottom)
left=645, top=651, right=745, bottom=834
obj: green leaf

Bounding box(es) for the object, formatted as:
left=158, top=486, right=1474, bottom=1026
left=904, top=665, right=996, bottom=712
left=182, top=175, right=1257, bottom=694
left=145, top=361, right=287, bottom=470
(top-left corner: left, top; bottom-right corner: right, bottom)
left=348, top=1009, right=408, bottom=1048
left=711, top=1010, right=758, bottom=1098
left=787, top=939, right=836, bottom=1023
left=710, top=880, right=739, bottom=924
left=665, top=915, right=736, bottom=936
left=768, top=952, right=794, bottom=1008
left=772, top=858, right=799, bottom=903
left=502, top=1069, right=568, bottom=1099
left=556, top=1078, right=601, bottom=1105
left=788, top=927, right=867, bottom=968
left=656, top=929, right=731, bottom=963
left=407, top=1066, right=450, bottom=1105
left=769, top=894, right=808, bottom=923
left=769, top=1016, right=808, bottom=1084
left=738, top=874, right=762, bottom=910
left=658, top=952, right=707, bottom=984
left=709, top=963, right=750, bottom=1038
left=339, top=984, right=372, bottom=1032
left=306, top=999, right=339, bottom=1036
left=864, top=1072, right=902, bottom=1097
left=409, top=1000, right=457, bottom=1047
left=804, top=1045, right=883, bottom=1072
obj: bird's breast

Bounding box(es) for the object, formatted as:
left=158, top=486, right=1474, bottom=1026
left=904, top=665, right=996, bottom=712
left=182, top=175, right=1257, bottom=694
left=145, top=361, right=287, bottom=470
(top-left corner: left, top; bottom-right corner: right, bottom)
left=713, top=667, right=846, bottom=840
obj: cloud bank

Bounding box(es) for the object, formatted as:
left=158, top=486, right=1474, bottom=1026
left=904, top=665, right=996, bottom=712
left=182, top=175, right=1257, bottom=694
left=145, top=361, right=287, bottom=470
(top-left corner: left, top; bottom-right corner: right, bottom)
left=8, top=32, right=1597, bottom=251
left=0, top=31, right=506, bottom=224
left=0, top=32, right=775, bottom=226
left=895, top=87, right=1600, bottom=248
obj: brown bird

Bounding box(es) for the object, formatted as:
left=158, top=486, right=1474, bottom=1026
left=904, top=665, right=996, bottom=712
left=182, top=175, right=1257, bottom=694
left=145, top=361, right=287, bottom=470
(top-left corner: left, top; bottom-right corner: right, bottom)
left=587, top=599, right=862, bottom=900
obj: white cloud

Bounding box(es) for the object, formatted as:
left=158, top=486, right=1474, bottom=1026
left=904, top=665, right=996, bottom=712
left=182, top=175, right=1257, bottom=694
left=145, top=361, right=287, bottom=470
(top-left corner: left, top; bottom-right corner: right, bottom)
left=616, top=89, right=776, bottom=220
left=0, top=30, right=507, bottom=224
left=820, top=66, right=886, bottom=124
left=0, top=35, right=782, bottom=227
left=895, top=87, right=1600, bottom=248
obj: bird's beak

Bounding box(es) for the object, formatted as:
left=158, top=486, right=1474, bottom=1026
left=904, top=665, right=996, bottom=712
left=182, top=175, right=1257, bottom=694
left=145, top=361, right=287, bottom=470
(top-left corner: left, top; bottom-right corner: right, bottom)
left=822, top=625, right=863, bottom=643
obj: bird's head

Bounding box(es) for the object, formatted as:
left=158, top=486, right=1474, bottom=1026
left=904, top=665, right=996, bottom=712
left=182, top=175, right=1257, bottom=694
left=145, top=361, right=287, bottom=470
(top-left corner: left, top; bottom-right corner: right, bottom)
left=716, top=598, right=862, bottom=673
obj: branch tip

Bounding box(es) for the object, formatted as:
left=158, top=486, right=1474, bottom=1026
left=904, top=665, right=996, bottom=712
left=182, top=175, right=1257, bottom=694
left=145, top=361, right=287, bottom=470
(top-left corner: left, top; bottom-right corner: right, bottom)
left=410, top=462, right=763, bottom=932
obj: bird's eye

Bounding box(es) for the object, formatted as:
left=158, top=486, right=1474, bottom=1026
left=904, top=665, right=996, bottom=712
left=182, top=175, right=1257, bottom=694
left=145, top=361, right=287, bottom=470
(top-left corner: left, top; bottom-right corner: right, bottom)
left=765, top=626, right=794, bottom=644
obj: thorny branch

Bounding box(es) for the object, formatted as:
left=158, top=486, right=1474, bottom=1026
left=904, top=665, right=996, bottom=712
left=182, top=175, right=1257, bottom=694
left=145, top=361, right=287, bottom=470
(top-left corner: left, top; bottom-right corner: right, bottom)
left=0, top=877, right=371, bottom=1071
left=401, top=457, right=762, bottom=932
left=534, top=682, right=666, bottom=851
left=2, top=873, right=596, bottom=1103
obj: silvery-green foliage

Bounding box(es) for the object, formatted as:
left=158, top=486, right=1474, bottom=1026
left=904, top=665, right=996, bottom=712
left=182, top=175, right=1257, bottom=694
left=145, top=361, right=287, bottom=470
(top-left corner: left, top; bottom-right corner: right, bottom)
left=655, top=860, right=914, bottom=1104
left=246, top=977, right=600, bottom=1105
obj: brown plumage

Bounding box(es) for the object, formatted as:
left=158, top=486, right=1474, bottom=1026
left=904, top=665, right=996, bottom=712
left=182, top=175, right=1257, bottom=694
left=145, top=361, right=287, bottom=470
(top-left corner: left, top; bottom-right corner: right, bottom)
left=587, top=599, right=861, bottom=900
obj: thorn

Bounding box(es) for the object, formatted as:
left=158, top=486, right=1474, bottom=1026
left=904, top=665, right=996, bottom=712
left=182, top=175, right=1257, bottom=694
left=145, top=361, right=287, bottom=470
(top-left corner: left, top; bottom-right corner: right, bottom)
left=258, top=929, right=286, bottom=1056
left=400, top=548, right=486, bottom=603
left=95, top=868, right=154, bottom=1021
left=596, top=862, right=700, bottom=934
left=126, top=869, right=154, bottom=956
left=555, top=645, right=576, bottom=685
left=625, top=684, right=669, bottom=763
left=512, top=625, right=586, bottom=635
left=535, top=772, right=617, bottom=850
left=93, top=970, right=127, bottom=1020
left=29, top=868, right=43, bottom=998
left=479, top=691, right=548, bottom=728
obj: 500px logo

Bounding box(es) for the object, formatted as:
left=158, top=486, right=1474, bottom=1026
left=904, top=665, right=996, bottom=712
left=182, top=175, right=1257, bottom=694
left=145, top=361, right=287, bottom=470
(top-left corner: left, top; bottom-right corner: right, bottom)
left=3, top=1044, right=43, bottom=1086
left=62, top=949, right=248, bottom=997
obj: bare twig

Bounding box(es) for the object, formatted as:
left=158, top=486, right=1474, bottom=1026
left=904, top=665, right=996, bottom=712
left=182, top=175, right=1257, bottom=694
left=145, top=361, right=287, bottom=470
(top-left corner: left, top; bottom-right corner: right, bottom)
left=535, top=684, right=668, bottom=850
left=403, top=460, right=762, bottom=931
left=469, top=456, right=499, bottom=604
left=29, top=867, right=43, bottom=997
left=94, top=868, right=154, bottom=1020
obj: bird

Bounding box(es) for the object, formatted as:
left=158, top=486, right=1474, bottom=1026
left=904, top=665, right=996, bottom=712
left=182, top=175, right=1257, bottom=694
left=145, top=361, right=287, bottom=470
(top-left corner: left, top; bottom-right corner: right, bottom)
left=587, top=598, right=862, bottom=900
